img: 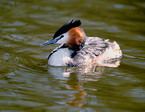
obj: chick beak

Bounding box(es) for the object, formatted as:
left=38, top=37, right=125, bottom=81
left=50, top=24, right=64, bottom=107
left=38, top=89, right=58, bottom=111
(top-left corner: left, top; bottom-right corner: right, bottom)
left=40, top=38, right=55, bottom=46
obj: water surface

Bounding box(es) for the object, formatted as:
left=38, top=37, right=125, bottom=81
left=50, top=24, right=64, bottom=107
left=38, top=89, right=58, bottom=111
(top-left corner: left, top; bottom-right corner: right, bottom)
left=0, top=0, right=145, bottom=112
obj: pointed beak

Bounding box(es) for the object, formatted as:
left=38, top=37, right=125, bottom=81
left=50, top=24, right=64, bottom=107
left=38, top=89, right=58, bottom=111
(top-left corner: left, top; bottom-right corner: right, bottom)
left=40, top=38, right=56, bottom=46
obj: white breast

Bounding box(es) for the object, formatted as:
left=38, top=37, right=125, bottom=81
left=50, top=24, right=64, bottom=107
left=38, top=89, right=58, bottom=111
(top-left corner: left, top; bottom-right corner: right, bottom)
left=48, top=48, right=73, bottom=66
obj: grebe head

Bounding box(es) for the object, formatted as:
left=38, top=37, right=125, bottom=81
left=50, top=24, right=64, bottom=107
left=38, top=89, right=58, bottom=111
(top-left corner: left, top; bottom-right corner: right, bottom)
left=40, top=20, right=86, bottom=50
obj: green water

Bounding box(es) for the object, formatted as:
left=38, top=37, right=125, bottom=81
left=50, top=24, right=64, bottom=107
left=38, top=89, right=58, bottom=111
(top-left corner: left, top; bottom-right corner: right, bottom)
left=0, top=0, right=145, bottom=112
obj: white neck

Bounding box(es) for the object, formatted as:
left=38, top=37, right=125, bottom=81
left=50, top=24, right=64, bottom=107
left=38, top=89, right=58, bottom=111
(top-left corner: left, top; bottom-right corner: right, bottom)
left=48, top=48, right=73, bottom=66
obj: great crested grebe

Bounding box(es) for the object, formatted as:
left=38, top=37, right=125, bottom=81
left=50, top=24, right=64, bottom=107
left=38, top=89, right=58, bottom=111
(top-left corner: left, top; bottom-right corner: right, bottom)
left=40, top=20, right=122, bottom=67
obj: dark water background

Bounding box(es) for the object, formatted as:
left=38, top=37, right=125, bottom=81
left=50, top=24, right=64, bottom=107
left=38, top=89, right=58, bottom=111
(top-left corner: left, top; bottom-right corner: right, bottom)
left=0, top=0, right=145, bottom=112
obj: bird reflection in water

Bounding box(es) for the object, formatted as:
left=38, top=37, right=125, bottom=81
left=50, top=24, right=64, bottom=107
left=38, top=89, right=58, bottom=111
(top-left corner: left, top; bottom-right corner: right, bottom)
left=48, top=59, right=120, bottom=107
left=66, top=72, right=86, bottom=107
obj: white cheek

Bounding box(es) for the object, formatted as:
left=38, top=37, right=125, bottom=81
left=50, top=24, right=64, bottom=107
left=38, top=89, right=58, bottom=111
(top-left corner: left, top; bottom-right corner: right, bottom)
left=56, top=33, right=69, bottom=44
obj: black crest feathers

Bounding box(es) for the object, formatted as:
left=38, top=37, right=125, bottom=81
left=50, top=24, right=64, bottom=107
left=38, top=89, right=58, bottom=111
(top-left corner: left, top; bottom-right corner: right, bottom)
left=53, top=20, right=81, bottom=38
